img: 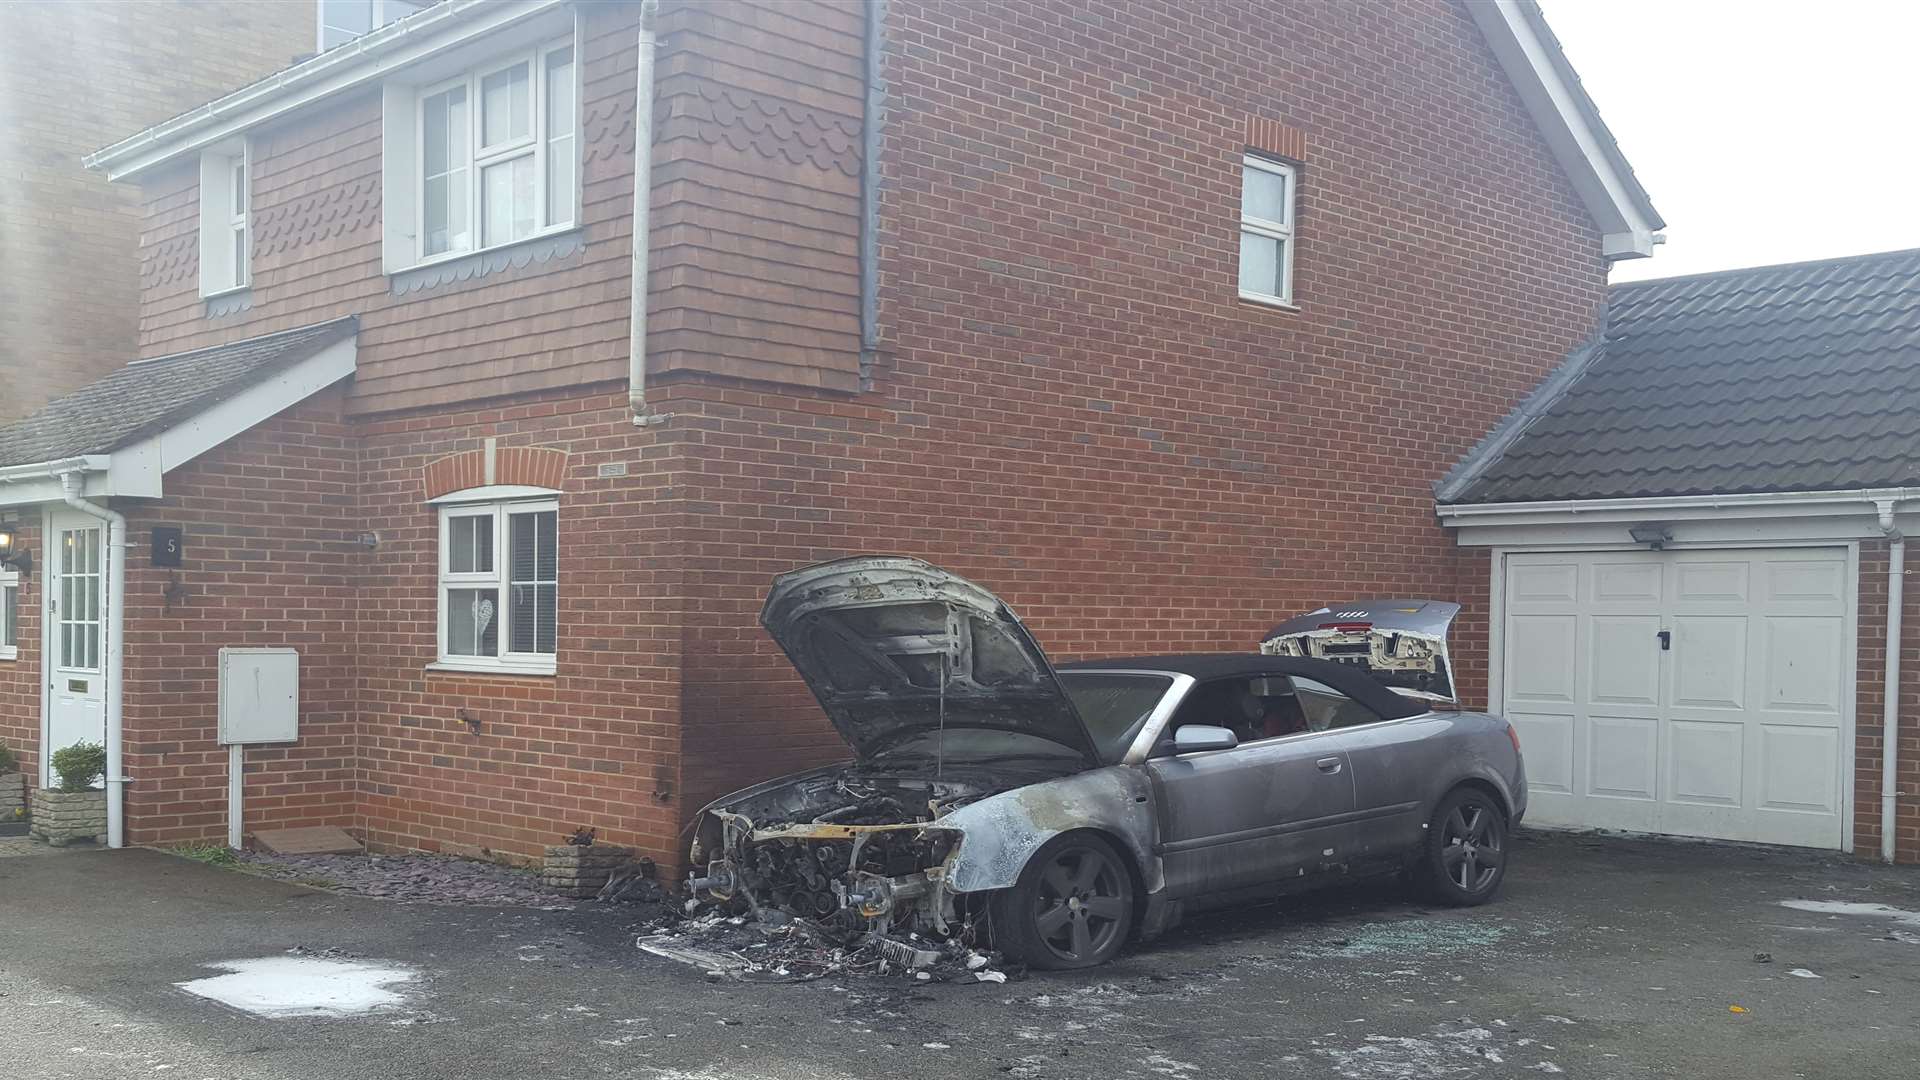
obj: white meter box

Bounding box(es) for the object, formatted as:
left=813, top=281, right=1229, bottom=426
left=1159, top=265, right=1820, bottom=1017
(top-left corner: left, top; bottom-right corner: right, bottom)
left=218, top=647, right=299, bottom=745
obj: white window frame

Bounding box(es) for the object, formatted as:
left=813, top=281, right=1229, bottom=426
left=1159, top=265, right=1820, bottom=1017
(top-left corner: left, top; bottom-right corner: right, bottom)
left=1238, top=153, right=1297, bottom=308
left=435, top=497, right=558, bottom=675
left=406, top=37, right=578, bottom=269
left=316, top=0, right=424, bottom=52
left=0, top=569, right=18, bottom=661
left=198, top=142, right=249, bottom=297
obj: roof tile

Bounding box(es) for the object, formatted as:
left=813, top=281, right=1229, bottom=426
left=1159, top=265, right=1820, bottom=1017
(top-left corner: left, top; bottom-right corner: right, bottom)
left=1443, top=249, right=1920, bottom=503
left=0, top=318, right=357, bottom=468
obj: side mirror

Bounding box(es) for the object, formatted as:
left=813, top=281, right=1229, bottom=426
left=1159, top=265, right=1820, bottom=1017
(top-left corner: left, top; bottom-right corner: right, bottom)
left=1173, top=725, right=1239, bottom=754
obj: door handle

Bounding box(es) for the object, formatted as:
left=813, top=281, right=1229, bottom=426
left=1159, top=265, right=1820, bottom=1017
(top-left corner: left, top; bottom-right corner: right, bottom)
left=1315, top=757, right=1343, bottom=774
left=1657, top=629, right=1671, bottom=651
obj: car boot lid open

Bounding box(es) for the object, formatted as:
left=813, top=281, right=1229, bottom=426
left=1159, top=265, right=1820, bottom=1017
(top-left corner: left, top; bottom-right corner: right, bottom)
left=1260, top=599, right=1459, bottom=701
left=760, top=556, right=1099, bottom=768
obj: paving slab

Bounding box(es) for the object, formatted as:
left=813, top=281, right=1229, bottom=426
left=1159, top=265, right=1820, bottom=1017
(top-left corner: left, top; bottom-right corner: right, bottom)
left=252, top=825, right=363, bottom=855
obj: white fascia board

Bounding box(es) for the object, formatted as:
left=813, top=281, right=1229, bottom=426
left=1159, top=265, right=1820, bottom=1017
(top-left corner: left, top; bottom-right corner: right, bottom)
left=84, top=0, right=568, bottom=183
left=1468, top=0, right=1660, bottom=260
left=1440, top=487, right=1920, bottom=546
left=112, top=336, right=357, bottom=484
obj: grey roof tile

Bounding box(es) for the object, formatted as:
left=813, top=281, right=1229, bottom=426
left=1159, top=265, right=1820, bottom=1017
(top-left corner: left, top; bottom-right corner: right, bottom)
left=1442, top=248, right=1920, bottom=503
left=0, top=318, right=356, bottom=468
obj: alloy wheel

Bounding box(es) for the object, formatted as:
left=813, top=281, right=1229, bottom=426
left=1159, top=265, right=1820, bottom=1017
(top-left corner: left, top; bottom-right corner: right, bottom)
left=1031, top=845, right=1127, bottom=963
left=1440, top=802, right=1505, bottom=893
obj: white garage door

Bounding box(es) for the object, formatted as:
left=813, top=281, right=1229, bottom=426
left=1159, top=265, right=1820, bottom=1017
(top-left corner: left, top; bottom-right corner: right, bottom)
left=1502, top=548, right=1853, bottom=850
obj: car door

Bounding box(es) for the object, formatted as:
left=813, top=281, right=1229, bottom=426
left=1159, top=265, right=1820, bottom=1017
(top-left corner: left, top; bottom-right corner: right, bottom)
left=1147, top=729, right=1360, bottom=899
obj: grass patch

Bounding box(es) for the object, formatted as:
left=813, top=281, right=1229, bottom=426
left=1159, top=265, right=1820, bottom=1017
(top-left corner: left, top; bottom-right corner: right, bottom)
left=167, top=842, right=238, bottom=867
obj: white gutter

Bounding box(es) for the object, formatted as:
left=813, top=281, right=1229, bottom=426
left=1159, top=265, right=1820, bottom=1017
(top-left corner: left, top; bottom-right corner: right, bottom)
left=629, top=0, right=666, bottom=426
left=0, top=456, right=111, bottom=486
left=56, top=469, right=126, bottom=850
left=1879, top=499, right=1905, bottom=863
left=1440, top=486, right=1920, bottom=521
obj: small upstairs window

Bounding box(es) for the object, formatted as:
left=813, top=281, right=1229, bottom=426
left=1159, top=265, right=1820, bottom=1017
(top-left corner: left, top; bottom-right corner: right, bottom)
left=318, top=0, right=426, bottom=52
left=1238, top=154, right=1296, bottom=307
left=199, top=145, right=249, bottom=297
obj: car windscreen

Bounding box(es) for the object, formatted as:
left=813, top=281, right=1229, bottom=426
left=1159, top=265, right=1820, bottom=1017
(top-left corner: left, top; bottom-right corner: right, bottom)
left=1058, top=672, right=1175, bottom=762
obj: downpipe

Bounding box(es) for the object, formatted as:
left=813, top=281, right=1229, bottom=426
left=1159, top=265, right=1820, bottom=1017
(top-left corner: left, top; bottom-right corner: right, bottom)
left=59, top=471, right=126, bottom=849
left=628, top=0, right=668, bottom=426
left=1879, top=499, right=1904, bottom=864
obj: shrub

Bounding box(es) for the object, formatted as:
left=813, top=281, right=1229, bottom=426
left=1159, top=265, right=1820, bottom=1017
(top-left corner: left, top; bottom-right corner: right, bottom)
left=0, top=741, right=14, bottom=773
left=50, top=741, right=106, bottom=793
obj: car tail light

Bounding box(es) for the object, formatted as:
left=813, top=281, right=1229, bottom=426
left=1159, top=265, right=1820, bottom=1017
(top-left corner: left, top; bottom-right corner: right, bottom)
left=1507, top=723, right=1522, bottom=755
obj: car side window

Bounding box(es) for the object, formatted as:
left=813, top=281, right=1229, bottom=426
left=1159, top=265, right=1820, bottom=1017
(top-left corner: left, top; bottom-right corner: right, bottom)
left=1289, top=676, right=1383, bottom=732
left=1157, top=675, right=1318, bottom=753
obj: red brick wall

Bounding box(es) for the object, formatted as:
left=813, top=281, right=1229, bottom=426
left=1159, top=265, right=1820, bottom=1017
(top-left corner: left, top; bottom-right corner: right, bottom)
left=352, top=389, right=683, bottom=862
left=0, top=521, right=43, bottom=784
left=1853, top=541, right=1920, bottom=862
left=661, top=0, right=1607, bottom=814
left=118, top=391, right=361, bottom=847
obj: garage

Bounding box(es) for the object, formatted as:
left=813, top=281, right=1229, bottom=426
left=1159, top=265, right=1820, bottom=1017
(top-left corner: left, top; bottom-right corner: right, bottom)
left=1498, top=547, right=1853, bottom=850
left=1434, top=249, right=1920, bottom=860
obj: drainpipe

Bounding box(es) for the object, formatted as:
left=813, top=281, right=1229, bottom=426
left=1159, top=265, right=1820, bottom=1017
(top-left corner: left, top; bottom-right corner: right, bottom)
left=857, top=0, right=885, bottom=389
left=1879, top=499, right=1905, bottom=864
left=628, top=0, right=666, bottom=426
left=59, top=471, right=126, bottom=850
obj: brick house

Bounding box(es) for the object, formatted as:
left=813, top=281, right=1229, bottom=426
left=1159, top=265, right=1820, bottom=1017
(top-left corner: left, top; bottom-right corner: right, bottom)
left=0, top=0, right=1673, bottom=867
left=0, top=0, right=313, bottom=419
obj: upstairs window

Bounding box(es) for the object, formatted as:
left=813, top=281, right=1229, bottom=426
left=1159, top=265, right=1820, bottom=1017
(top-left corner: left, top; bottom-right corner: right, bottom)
left=414, top=42, right=577, bottom=262
left=437, top=497, right=558, bottom=674
left=199, top=146, right=249, bottom=296
left=318, top=0, right=426, bottom=52
left=1238, top=154, right=1296, bottom=307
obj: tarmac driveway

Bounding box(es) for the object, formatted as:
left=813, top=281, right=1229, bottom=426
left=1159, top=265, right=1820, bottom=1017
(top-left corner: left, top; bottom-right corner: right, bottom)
left=2, top=830, right=1918, bottom=1079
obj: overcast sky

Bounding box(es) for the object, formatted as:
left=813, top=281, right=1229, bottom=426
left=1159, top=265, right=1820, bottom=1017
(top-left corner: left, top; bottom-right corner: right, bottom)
left=1541, top=0, right=1920, bottom=283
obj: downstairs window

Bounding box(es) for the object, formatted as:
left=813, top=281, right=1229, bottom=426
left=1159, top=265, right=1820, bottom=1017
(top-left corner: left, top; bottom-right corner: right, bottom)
left=437, top=498, right=558, bottom=673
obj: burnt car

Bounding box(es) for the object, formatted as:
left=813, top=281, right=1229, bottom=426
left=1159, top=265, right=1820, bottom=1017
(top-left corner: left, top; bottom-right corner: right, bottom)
left=688, top=558, right=1525, bottom=969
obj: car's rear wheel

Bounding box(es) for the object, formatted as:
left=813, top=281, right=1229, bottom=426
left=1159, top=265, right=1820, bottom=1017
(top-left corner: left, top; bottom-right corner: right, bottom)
left=992, top=833, right=1135, bottom=969
left=1412, top=787, right=1508, bottom=906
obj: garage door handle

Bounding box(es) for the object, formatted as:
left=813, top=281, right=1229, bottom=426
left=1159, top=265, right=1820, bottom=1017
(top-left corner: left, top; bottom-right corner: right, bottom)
left=1315, top=757, right=1343, bottom=774
left=1657, top=629, right=1671, bottom=651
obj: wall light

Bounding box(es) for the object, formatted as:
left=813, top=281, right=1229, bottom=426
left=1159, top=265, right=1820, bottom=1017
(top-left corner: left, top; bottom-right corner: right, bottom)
left=0, top=521, right=30, bottom=574
left=1628, top=523, right=1674, bottom=550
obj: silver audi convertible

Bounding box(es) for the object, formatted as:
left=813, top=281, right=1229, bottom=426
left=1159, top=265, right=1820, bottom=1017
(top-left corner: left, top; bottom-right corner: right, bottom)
left=688, top=557, right=1527, bottom=969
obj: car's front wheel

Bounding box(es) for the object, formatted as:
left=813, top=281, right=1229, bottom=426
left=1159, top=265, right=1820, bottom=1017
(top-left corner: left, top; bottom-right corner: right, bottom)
left=992, top=832, right=1135, bottom=969
left=1411, top=787, right=1509, bottom=905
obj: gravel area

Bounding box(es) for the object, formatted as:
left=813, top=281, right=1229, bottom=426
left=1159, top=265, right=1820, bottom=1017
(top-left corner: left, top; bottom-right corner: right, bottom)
left=235, top=850, right=573, bottom=907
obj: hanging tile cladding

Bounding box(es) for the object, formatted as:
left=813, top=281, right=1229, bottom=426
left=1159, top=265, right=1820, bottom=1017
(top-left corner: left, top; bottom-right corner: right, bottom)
left=647, top=0, right=866, bottom=391
left=131, top=0, right=865, bottom=415
left=134, top=6, right=639, bottom=417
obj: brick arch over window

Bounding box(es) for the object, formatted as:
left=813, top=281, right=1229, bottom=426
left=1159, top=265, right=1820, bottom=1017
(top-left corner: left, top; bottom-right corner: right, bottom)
left=424, top=445, right=569, bottom=500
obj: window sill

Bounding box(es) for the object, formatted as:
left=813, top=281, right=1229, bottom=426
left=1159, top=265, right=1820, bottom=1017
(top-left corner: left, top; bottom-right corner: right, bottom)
left=425, top=660, right=556, bottom=678
left=389, top=227, right=585, bottom=297
left=0, top=648, right=16, bottom=662
left=1238, top=291, right=1300, bottom=313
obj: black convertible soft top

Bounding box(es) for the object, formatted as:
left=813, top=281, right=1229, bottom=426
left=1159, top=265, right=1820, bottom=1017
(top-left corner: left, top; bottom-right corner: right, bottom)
left=1056, top=653, right=1431, bottom=721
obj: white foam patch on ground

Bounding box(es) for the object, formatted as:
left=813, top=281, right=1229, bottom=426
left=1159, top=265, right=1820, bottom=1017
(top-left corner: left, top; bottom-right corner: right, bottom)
left=1778, top=900, right=1920, bottom=927
left=174, top=956, right=418, bottom=1019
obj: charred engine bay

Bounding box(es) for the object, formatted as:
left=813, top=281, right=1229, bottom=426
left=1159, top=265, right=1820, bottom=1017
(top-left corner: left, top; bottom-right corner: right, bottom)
left=690, top=768, right=1023, bottom=934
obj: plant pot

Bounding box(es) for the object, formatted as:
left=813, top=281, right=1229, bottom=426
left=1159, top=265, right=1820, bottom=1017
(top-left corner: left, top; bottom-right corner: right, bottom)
left=30, top=787, right=106, bottom=847
left=0, top=771, right=24, bottom=816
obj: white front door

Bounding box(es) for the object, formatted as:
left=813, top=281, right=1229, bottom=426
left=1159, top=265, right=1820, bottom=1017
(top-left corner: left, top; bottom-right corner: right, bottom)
left=1502, top=547, right=1852, bottom=850
left=43, top=511, right=107, bottom=786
